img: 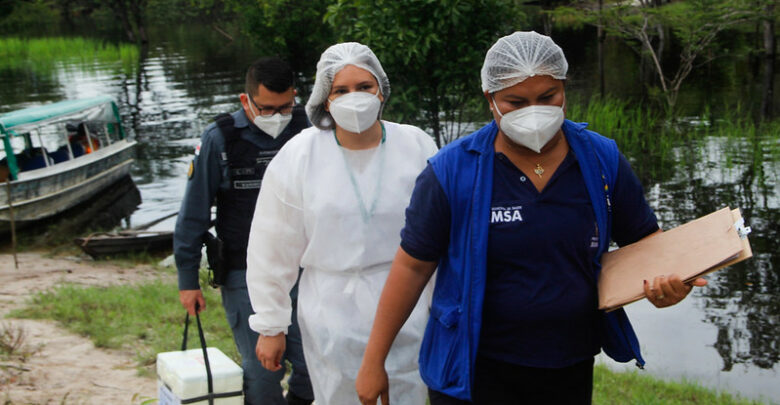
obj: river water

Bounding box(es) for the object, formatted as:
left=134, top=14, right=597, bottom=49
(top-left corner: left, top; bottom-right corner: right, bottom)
left=0, top=27, right=778, bottom=403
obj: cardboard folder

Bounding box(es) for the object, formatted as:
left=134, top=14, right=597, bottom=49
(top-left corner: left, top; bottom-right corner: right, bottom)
left=598, top=207, right=752, bottom=312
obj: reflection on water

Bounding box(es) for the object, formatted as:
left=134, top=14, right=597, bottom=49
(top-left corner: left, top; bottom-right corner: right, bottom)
left=0, top=27, right=778, bottom=402
left=650, top=135, right=779, bottom=372
left=624, top=133, right=780, bottom=402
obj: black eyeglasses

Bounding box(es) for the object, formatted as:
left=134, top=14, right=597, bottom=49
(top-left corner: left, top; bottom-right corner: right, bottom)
left=248, top=95, right=294, bottom=116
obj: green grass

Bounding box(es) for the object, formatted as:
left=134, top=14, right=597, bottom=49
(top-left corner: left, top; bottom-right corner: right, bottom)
left=6, top=272, right=770, bottom=404
left=593, top=364, right=765, bottom=404
left=567, top=95, right=663, bottom=151
left=0, top=36, right=139, bottom=75
left=9, top=271, right=238, bottom=375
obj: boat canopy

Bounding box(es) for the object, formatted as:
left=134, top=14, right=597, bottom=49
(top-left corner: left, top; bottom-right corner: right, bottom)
left=0, top=96, right=123, bottom=138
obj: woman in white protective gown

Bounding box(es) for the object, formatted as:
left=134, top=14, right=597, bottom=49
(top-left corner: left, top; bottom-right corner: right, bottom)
left=245, top=42, right=437, bottom=404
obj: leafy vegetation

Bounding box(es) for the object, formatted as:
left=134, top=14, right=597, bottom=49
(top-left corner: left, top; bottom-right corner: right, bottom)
left=555, top=0, right=763, bottom=114
left=2, top=0, right=778, bottom=132
left=325, top=0, right=525, bottom=146
left=565, top=94, right=780, bottom=184
left=0, top=0, right=60, bottom=34
left=225, top=0, right=336, bottom=96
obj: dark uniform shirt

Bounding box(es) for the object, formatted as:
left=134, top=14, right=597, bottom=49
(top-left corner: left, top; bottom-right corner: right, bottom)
left=174, top=108, right=305, bottom=290
left=401, top=151, right=658, bottom=368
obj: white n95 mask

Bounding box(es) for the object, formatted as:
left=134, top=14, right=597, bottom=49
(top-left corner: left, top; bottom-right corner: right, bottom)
left=253, top=113, right=293, bottom=139
left=328, top=91, right=381, bottom=133
left=493, top=97, right=564, bottom=153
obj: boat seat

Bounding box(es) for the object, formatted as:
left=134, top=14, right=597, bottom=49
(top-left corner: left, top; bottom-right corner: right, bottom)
left=71, top=142, right=86, bottom=157
left=18, top=147, right=54, bottom=171
left=50, top=143, right=86, bottom=162
left=49, top=147, right=70, bottom=163
left=0, top=162, right=9, bottom=181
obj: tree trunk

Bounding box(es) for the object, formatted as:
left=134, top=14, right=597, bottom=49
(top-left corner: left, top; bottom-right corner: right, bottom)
left=60, top=0, right=74, bottom=28
left=110, top=1, right=137, bottom=43
left=543, top=13, right=552, bottom=36
left=598, top=0, right=605, bottom=97
left=131, top=0, right=148, bottom=44
left=761, top=3, right=775, bottom=120
left=655, top=23, right=665, bottom=72
left=431, top=98, right=442, bottom=148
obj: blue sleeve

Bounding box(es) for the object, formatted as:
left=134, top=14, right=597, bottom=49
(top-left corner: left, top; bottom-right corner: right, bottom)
left=611, top=153, right=659, bottom=246
left=173, top=126, right=223, bottom=290
left=400, top=164, right=451, bottom=262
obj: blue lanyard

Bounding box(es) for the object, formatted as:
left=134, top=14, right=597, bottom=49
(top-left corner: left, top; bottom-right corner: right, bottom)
left=333, top=123, right=387, bottom=223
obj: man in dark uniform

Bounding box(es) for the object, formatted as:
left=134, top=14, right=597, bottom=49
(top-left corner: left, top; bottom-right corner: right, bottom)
left=174, top=57, right=314, bottom=405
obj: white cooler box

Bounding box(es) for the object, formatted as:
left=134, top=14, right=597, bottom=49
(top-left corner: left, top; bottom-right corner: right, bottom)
left=157, top=347, right=243, bottom=405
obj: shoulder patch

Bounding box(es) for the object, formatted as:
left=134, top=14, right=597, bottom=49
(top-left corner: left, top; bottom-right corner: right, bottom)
left=194, top=142, right=201, bottom=156
left=187, top=160, right=194, bottom=180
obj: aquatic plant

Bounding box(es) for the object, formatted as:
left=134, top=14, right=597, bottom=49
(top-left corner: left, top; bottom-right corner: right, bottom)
left=0, top=37, right=139, bottom=75
left=566, top=95, right=780, bottom=185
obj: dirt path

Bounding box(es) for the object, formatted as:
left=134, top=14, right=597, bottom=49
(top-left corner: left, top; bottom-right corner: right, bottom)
left=0, top=252, right=163, bottom=404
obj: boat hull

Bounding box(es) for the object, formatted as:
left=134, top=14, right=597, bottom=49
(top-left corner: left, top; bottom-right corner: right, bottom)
left=0, top=140, right=137, bottom=225
left=74, top=231, right=173, bottom=258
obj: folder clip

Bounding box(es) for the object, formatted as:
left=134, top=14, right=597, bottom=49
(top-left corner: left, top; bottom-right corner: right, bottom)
left=734, top=218, right=752, bottom=239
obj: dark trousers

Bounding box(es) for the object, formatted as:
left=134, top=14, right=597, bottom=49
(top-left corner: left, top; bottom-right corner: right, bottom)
left=429, top=356, right=594, bottom=405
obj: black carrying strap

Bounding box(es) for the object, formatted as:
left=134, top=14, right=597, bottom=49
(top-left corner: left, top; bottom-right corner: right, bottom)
left=180, top=305, right=242, bottom=404
left=214, top=113, right=240, bottom=168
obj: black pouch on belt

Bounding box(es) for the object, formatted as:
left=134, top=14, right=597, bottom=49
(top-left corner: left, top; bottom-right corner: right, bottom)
left=203, top=232, right=227, bottom=288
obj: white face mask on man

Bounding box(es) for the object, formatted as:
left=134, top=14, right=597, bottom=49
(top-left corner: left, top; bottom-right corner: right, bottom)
left=252, top=113, right=292, bottom=139
left=328, top=91, right=382, bottom=134
left=493, top=97, right=565, bottom=153
left=246, top=95, right=293, bottom=139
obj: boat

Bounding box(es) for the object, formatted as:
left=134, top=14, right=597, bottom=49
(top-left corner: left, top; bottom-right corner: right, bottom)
left=74, top=230, right=173, bottom=258
left=72, top=212, right=177, bottom=258
left=0, top=96, right=137, bottom=233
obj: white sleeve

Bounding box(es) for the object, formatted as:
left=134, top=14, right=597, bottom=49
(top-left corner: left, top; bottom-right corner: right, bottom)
left=246, top=145, right=306, bottom=336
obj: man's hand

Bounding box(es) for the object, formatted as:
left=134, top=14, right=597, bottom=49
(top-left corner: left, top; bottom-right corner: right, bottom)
left=179, top=289, right=206, bottom=315
left=256, top=333, right=285, bottom=371
left=644, top=274, right=707, bottom=308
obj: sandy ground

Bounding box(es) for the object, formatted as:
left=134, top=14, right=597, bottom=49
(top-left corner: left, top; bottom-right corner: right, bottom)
left=0, top=252, right=163, bottom=404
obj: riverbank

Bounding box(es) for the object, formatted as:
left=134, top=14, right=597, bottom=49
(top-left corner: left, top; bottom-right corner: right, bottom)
left=0, top=252, right=769, bottom=404
left=0, top=252, right=158, bottom=403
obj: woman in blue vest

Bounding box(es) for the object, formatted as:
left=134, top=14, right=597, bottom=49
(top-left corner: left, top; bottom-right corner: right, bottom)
left=355, top=31, right=707, bottom=404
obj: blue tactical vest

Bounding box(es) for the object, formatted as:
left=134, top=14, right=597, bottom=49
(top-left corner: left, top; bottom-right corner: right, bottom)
left=418, top=120, right=644, bottom=400
left=214, top=106, right=309, bottom=271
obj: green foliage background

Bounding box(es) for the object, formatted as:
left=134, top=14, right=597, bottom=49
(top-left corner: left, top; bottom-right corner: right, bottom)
left=1, top=0, right=778, bottom=135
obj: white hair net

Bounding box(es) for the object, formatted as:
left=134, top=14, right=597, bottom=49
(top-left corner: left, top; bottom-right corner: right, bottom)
left=305, top=42, right=391, bottom=130
left=481, top=31, right=568, bottom=93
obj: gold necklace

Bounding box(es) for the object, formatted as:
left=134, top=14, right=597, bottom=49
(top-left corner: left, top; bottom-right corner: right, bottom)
left=534, top=163, right=545, bottom=178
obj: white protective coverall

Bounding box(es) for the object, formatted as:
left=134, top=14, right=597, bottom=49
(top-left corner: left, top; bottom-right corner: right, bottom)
left=246, top=121, right=437, bottom=404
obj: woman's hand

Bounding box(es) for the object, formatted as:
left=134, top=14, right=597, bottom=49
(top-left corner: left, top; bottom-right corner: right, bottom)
left=644, top=274, right=707, bottom=308
left=255, top=333, right=285, bottom=371
left=355, top=247, right=437, bottom=404
left=356, top=361, right=390, bottom=405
